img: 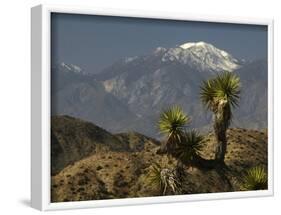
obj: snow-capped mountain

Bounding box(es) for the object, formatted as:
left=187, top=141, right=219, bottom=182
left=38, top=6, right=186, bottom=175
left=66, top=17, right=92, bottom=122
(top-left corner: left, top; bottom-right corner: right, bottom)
left=52, top=41, right=267, bottom=138
left=100, top=42, right=243, bottom=112
left=162, top=41, right=241, bottom=72
left=114, top=41, right=241, bottom=73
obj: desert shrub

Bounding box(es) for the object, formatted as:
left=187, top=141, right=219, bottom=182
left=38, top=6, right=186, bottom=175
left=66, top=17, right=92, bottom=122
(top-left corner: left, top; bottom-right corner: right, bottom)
left=78, top=177, right=89, bottom=186
left=77, top=187, right=85, bottom=192
left=174, top=130, right=204, bottom=164
left=147, top=163, right=181, bottom=195
left=240, top=166, right=267, bottom=191
left=158, top=106, right=190, bottom=155
left=96, top=166, right=102, bottom=171
left=157, top=106, right=206, bottom=166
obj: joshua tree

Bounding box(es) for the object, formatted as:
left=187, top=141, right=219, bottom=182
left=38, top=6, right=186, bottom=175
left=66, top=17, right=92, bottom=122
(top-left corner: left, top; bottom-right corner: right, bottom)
left=200, top=72, right=240, bottom=164
left=240, top=166, right=267, bottom=190
left=158, top=105, right=190, bottom=155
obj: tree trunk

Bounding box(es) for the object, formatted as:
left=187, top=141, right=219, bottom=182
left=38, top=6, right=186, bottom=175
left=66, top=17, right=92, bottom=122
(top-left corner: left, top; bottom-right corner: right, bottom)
left=214, top=116, right=227, bottom=163
left=176, top=160, right=185, bottom=180
left=214, top=131, right=227, bottom=162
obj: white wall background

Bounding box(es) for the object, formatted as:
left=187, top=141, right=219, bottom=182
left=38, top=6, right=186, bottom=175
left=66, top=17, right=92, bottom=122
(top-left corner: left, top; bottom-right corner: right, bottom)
left=0, top=0, right=280, bottom=214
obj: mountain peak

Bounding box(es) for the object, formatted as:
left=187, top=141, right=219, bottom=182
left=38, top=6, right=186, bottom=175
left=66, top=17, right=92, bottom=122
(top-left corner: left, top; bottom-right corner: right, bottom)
left=161, top=41, right=240, bottom=72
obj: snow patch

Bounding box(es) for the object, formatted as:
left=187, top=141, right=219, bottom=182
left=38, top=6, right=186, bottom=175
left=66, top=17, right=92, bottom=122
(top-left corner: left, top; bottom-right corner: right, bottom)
left=180, top=42, right=196, bottom=49
left=124, top=56, right=138, bottom=63
left=154, top=47, right=167, bottom=54
left=60, top=62, right=83, bottom=74
left=179, top=41, right=207, bottom=49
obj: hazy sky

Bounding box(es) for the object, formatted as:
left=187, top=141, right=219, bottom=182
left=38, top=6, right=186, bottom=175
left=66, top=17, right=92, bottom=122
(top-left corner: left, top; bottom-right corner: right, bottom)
left=51, top=13, right=268, bottom=74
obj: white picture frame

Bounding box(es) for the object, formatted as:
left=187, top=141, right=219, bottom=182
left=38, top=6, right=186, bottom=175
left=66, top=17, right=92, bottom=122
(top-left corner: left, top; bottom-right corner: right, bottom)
left=31, top=4, right=274, bottom=211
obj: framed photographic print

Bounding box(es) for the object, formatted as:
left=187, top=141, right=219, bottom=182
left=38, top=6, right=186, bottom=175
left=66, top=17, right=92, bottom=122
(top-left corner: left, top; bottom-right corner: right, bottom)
left=31, top=4, right=274, bottom=211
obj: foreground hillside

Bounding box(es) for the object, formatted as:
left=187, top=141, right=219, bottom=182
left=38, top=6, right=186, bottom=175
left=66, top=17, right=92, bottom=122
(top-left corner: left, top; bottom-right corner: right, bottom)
left=51, top=115, right=160, bottom=175
left=51, top=116, right=267, bottom=202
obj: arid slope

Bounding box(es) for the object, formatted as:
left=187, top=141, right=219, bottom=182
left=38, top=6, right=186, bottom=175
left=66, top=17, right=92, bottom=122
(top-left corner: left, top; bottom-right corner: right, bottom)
left=51, top=117, right=267, bottom=202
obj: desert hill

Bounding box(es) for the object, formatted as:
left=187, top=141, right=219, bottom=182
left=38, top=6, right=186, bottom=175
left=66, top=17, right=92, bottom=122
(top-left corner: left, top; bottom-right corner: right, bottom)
left=51, top=116, right=267, bottom=202
left=51, top=115, right=160, bottom=175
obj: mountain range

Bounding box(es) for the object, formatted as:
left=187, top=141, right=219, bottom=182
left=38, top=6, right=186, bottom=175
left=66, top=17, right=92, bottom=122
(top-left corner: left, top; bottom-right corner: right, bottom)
left=51, top=41, right=267, bottom=138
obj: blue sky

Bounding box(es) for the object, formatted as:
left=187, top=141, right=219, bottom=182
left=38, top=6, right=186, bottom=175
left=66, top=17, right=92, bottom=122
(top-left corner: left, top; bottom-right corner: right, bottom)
left=51, top=13, right=268, bottom=74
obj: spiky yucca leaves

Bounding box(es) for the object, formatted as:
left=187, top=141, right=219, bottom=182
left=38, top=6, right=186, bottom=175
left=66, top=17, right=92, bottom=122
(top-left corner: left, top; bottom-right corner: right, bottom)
left=200, top=72, right=240, bottom=111
left=241, top=166, right=268, bottom=191
left=147, top=163, right=162, bottom=191
left=158, top=106, right=190, bottom=154
left=174, top=130, right=204, bottom=164
left=200, top=72, right=240, bottom=163
left=147, top=163, right=181, bottom=195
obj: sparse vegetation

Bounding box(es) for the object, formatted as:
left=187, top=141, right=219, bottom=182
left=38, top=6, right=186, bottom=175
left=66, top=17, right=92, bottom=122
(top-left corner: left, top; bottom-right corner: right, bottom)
left=51, top=122, right=268, bottom=202
left=147, top=163, right=181, bottom=195
left=158, top=105, right=190, bottom=155
left=174, top=130, right=204, bottom=164
left=240, top=166, right=267, bottom=191
left=157, top=107, right=209, bottom=169
left=96, top=166, right=103, bottom=171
